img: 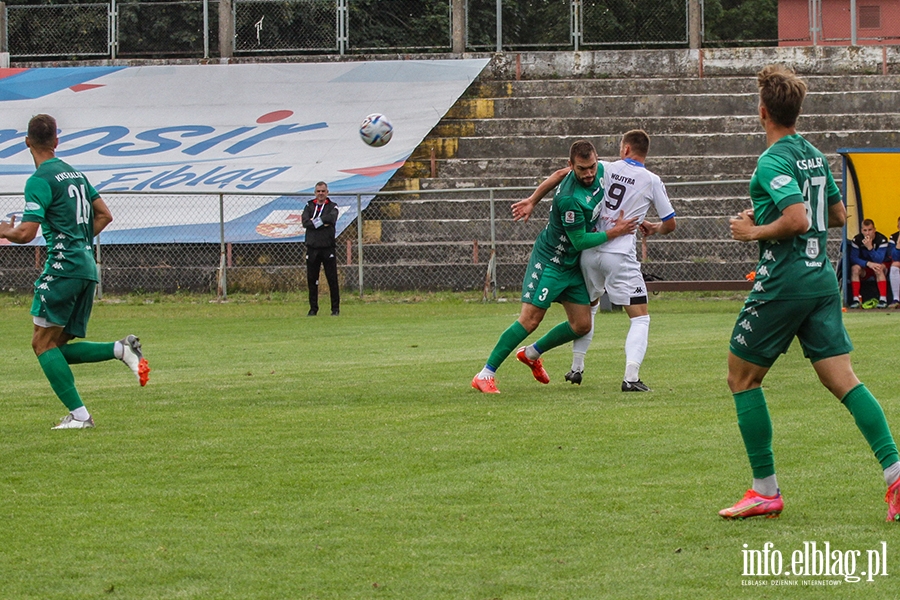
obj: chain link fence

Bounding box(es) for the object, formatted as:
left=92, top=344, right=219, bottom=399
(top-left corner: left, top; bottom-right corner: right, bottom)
left=116, top=0, right=216, bottom=57
left=820, top=2, right=900, bottom=45
left=5, top=3, right=110, bottom=58
left=0, top=181, right=848, bottom=298
left=234, top=0, right=337, bottom=53
left=9, top=0, right=896, bottom=60
left=581, top=0, right=688, bottom=47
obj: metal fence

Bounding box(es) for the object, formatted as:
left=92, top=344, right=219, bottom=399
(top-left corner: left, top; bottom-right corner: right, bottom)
left=6, top=0, right=893, bottom=61
left=0, top=181, right=847, bottom=299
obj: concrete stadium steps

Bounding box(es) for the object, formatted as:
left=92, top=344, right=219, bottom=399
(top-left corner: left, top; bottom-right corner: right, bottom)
left=367, top=194, right=751, bottom=221
left=464, top=75, right=900, bottom=99
left=431, top=113, right=900, bottom=138
left=416, top=131, right=899, bottom=161
left=376, top=70, right=898, bottom=288
left=399, top=155, right=763, bottom=182
left=448, top=90, right=900, bottom=120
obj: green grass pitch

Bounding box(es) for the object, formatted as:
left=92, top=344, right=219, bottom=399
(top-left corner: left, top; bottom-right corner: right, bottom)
left=0, top=292, right=898, bottom=599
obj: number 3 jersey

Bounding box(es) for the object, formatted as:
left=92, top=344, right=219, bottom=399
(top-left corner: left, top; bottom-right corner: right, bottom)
left=591, top=158, right=675, bottom=256
left=748, top=133, right=842, bottom=301
left=21, top=157, right=101, bottom=282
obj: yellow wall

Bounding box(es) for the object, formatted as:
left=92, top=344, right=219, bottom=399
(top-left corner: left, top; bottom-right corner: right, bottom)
left=842, top=152, right=900, bottom=238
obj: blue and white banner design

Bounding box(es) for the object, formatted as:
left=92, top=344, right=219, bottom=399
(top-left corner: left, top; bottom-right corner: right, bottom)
left=0, top=59, right=488, bottom=244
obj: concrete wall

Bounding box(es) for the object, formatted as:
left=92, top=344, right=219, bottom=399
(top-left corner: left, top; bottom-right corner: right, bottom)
left=16, top=46, right=900, bottom=79
left=484, top=46, right=900, bottom=79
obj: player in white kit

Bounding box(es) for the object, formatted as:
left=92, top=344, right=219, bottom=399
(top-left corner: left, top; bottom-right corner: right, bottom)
left=513, top=130, right=676, bottom=391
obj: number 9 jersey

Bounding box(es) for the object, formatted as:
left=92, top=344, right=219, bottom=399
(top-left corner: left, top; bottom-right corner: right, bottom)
left=747, top=133, right=842, bottom=301
left=22, top=157, right=101, bottom=282
left=592, top=158, right=675, bottom=256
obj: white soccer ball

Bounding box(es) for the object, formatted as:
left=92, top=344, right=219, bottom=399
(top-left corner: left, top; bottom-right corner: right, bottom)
left=359, top=113, right=393, bottom=147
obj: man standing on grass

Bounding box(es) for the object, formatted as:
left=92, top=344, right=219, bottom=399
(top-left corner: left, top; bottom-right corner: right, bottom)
left=0, top=114, right=150, bottom=429
left=719, top=65, right=900, bottom=522
left=513, top=129, right=676, bottom=392
left=472, top=140, right=637, bottom=394
left=302, top=181, right=340, bottom=316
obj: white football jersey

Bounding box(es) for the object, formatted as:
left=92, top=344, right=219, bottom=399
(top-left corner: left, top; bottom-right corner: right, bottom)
left=592, top=158, right=675, bottom=255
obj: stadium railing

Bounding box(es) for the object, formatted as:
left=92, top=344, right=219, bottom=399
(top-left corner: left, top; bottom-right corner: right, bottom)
left=0, top=180, right=846, bottom=299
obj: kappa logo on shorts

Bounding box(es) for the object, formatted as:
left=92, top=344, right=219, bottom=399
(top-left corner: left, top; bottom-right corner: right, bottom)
left=633, top=286, right=645, bottom=294
left=733, top=333, right=748, bottom=346
left=756, top=265, right=769, bottom=277
left=739, top=319, right=753, bottom=332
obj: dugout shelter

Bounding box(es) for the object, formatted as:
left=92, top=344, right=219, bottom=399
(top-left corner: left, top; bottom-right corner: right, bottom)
left=837, top=148, right=900, bottom=305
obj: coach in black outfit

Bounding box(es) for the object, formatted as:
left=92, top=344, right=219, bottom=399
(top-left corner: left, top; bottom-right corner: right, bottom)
left=302, top=181, right=340, bottom=316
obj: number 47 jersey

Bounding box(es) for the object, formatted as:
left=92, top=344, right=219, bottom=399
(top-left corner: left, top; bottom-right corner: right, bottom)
left=591, top=158, right=675, bottom=256
left=22, top=157, right=101, bottom=282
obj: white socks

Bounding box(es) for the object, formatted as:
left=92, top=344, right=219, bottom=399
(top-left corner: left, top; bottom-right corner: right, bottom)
left=571, top=303, right=599, bottom=372
left=891, top=265, right=900, bottom=303
left=624, top=315, right=650, bottom=382
left=71, top=406, right=91, bottom=421
left=884, top=461, right=900, bottom=487
left=753, top=475, right=779, bottom=497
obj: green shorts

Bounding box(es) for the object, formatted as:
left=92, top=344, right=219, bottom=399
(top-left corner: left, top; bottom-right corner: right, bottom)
left=729, top=293, right=853, bottom=368
left=520, top=251, right=590, bottom=309
left=30, top=275, right=96, bottom=339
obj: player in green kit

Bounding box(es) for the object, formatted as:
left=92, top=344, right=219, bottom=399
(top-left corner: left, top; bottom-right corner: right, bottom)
left=0, top=114, right=150, bottom=429
left=472, top=140, right=637, bottom=393
left=718, top=66, right=900, bottom=522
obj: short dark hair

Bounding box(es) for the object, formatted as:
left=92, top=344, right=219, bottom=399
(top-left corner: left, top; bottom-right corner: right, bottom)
left=757, top=64, right=807, bottom=128
left=622, top=129, right=650, bottom=157
left=569, top=140, right=597, bottom=163
left=862, top=218, right=875, bottom=227
left=27, top=114, right=58, bottom=150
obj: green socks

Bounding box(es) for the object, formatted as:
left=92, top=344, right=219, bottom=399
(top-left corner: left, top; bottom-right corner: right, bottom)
left=486, top=321, right=529, bottom=371
left=533, top=321, right=580, bottom=354
left=734, top=383, right=900, bottom=482
left=38, top=348, right=84, bottom=411
left=733, top=387, right=775, bottom=479
left=842, top=383, right=900, bottom=470
left=59, top=341, right=115, bottom=364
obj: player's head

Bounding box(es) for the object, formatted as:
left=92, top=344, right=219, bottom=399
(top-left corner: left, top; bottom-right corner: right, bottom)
left=26, top=114, right=58, bottom=152
left=620, top=129, right=650, bottom=160
left=861, top=219, right=876, bottom=237
left=757, top=64, right=807, bottom=129
left=314, top=181, right=328, bottom=201
left=568, top=140, right=598, bottom=186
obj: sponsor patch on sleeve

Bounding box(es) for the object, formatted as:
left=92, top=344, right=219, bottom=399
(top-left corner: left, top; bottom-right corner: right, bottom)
left=769, top=175, right=793, bottom=190
left=564, top=210, right=576, bottom=224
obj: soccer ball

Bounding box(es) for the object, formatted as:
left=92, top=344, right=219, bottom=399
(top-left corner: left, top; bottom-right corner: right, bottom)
left=359, top=113, right=393, bottom=147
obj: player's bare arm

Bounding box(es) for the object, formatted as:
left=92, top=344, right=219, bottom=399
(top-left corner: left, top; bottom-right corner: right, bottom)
left=511, top=166, right=571, bottom=222
left=640, top=217, right=676, bottom=237
left=0, top=215, right=40, bottom=244
left=92, top=197, right=113, bottom=236
left=827, top=200, right=846, bottom=229
left=730, top=203, right=807, bottom=242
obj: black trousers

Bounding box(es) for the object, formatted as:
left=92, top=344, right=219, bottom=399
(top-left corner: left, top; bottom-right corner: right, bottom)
left=306, top=246, right=340, bottom=313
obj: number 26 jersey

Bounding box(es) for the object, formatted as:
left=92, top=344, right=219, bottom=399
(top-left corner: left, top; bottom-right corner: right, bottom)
left=22, top=157, right=101, bottom=282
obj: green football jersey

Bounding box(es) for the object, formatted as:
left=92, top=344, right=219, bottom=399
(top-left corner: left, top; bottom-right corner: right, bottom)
left=747, top=134, right=842, bottom=300
left=530, top=168, right=605, bottom=270
left=22, top=158, right=101, bottom=282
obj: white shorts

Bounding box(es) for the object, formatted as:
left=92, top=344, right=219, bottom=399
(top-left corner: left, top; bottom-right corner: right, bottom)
left=579, top=248, right=648, bottom=306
